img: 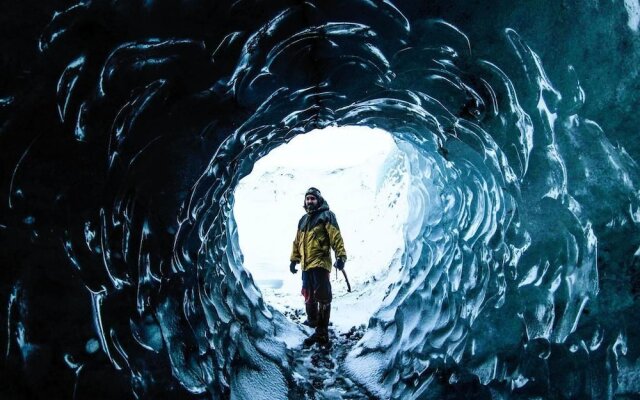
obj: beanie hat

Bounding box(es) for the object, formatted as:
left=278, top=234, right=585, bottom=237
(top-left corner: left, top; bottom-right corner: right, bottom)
left=305, top=187, right=322, bottom=199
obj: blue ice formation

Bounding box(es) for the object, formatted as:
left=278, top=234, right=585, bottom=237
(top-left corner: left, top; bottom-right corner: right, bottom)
left=3, top=0, right=640, bottom=399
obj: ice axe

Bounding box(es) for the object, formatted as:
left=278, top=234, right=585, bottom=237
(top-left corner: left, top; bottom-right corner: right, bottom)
left=335, top=266, right=352, bottom=292
left=342, top=268, right=352, bottom=292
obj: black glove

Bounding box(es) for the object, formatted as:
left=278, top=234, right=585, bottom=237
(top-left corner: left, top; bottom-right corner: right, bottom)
left=334, top=258, right=345, bottom=271
left=289, top=261, right=298, bottom=274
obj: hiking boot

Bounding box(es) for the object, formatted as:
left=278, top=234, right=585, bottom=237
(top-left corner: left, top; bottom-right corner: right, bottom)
left=303, top=332, right=330, bottom=348
left=303, top=333, right=320, bottom=347
left=316, top=334, right=331, bottom=349
left=302, top=302, right=332, bottom=348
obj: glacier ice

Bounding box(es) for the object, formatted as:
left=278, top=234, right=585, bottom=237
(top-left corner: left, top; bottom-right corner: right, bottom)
left=2, top=0, right=640, bottom=399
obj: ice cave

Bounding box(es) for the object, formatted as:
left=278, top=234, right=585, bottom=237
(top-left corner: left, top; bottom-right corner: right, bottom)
left=2, top=0, right=640, bottom=399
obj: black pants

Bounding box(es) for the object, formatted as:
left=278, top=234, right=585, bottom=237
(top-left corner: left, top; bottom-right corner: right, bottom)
left=301, top=267, right=332, bottom=304
left=301, top=267, right=332, bottom=339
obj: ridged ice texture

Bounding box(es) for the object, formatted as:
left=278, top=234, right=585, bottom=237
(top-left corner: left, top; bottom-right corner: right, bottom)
left=22, top=0, right=640, bottom=398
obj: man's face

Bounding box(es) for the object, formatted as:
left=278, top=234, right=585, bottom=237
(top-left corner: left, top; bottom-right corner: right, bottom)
left=305, top=194, right=318, bottom=209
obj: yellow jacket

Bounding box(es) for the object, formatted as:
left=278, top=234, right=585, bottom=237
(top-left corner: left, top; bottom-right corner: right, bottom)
left=290, top=200, right=347, bottom=272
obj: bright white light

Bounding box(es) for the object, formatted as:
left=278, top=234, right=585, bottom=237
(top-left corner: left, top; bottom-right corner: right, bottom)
left=233, top=125, right=410, bottom=331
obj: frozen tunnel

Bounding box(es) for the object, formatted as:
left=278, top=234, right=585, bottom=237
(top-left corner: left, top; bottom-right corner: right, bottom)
left=4, top=0, right=640, bottom=399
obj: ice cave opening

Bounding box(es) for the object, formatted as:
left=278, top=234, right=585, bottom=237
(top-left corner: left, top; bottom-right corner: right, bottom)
left=232, top=125, right=413, bottom=331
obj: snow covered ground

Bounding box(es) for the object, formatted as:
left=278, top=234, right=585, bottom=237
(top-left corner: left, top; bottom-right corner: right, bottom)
left=233, top=126, right=410, bottom=332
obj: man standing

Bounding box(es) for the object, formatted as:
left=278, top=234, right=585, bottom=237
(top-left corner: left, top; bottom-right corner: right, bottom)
left=289, top=187, right=347, bottom=347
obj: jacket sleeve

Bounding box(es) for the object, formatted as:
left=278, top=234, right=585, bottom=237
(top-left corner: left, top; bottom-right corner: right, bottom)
left=326, top=212, right=347, bottom=261
left=290, top=229, right=301, bottom=263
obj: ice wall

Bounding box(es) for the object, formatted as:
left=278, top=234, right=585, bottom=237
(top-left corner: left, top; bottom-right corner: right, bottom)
left=2, top=0, right=640, bottom=399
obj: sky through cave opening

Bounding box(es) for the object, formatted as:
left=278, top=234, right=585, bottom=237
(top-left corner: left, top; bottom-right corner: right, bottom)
left=232, top=126, right=411, bottom=331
